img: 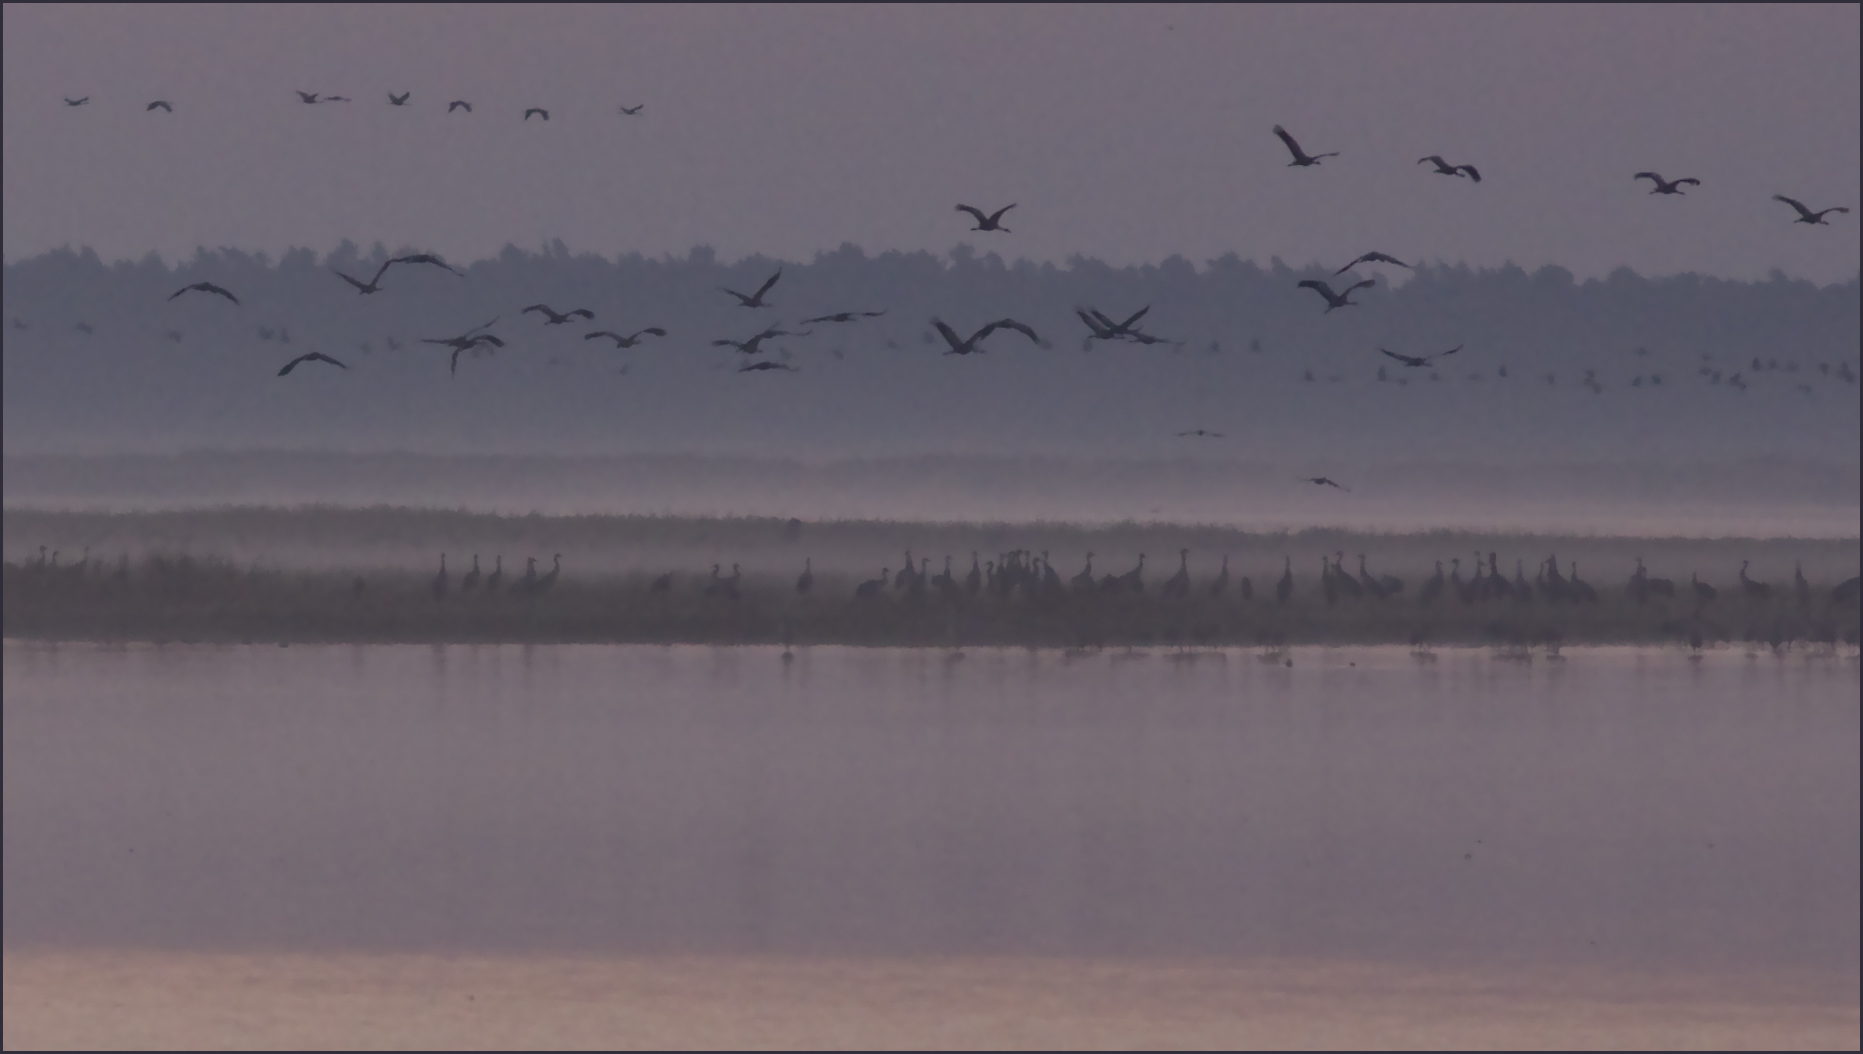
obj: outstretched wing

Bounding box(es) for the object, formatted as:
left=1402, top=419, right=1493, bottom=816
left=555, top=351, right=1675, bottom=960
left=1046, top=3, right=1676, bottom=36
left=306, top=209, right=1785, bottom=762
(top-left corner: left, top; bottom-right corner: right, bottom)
left=1077, top=310, right=1112, bottom=338
left=1368, top=252, right=1410, bottom=268
left=570, top=309, right=595, bottom=320
left=473, top=334, right=505, bottom=348
left=586, top=331, right=620, bottom=344
left=1380, top=348, right=1413, bottom=365
left=1347, top=279, right=1376, bottom=294
left=1118, top=305, right=1151, bottom=329
left=753, top=269, right=782, bottom=300
left=1773, top=195, right=1814, bottom=220
left=277, top=354, right=308, bottom=376
left=449, top=100, right=471, bottom=112
left=1457, top=165, right=1481, bottom=182
left=1439, top=345, right=1463, bottom=358
left=1296, top=279, right=1330, bottom=296
left=1634, top=172, right=1661, bottom=184
left=1676, top=178, right=1700, bottom=187
left=312, top=352, right=348, bottom=369
left=333, top=270, right=369, bottom=292
left=987, top=319, right=1041, bottom=344
left=636, top=328, right=667, bottom=338
left=930, top=319, right=964, bottom=351
left=988, top=204, right=1017, bottom=224
left=1273, top=125, right=1304, bottom=161
left=1418, top=156, right=1447, bottom=169
left=954, top=205, right=988, bottom=225
left=521, top=304, right=552, bottom=316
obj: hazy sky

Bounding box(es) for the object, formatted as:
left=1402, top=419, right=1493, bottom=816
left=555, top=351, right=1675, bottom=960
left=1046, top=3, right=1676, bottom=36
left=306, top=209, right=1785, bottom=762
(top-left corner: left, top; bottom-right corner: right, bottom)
left=4, top=4, right=1857, bottom=282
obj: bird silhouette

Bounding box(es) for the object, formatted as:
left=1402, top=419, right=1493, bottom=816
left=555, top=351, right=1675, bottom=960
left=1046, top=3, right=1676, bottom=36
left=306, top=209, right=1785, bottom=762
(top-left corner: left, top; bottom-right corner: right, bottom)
left=1078, top=305, right=1151, bottom=343
left=739, top=361, right=798, bottom=373
left=1334, top=252, right=1410, bottom=275
left=1176, top=429, right=1224, bottom=438
left=1381, top=345, right=1462, bottom=368
left=1773, top=195, right=1849, bottom=225
left=1273, top=125, right=1337, bottom=166
left=956, top=204, right=1016, bottom=231
left=931, top=318, right=1041, bottom=355
left=712, top=325, right=803, bottom=355
left=524, top=107, right=549, bottom=121
left=1418, top=155, right=1481, bottom=181
left=1635, top=172, right=1699, bottom=195
left=802, top=310, right=886, bottom=324
left=168, top=282, right=239, bottom=305
left=1297, top=278, right=1373, bottom=312
left=1302, top=477, right=1350, bottom=491
left=388, top=253, right=462, bottom=276
left=720, top=268, right=782, bottom=308
left=294, top=91, right=319, bottom=104
left=388, top=92, right=410, bottom=106
left=619, top=104, right=644, bottom=115
left=585, top=328, right=666, bottom=348
left=522, top=304, right=595, bottom=325
left=146, top=100, right=172, bottom=112
left=448, top=100, right=472, bottom=112
left=64, top=96, right=89, bottom=106
left=796, top=558, right=813, bottom=594
left=332, top=261, right=393, bottom=295
left=276, top=351, right=347, bottom=376
left=422, top=318, right=504, bottom=375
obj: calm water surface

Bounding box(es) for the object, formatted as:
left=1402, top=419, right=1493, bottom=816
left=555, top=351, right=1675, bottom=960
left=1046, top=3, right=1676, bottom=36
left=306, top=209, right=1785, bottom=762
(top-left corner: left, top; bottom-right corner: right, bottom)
left=4, top=642, right=1857, bottom=977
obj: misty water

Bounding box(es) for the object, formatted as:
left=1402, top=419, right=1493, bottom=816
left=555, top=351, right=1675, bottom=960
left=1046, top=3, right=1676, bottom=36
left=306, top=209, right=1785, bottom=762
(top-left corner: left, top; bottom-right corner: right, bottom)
left=5, top=641, right=1856, bottom=984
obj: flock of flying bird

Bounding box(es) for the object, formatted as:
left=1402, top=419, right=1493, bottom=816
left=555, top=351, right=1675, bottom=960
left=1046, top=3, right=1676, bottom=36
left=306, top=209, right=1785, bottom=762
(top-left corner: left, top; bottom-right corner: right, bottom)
left=65, top=93, right=1856, bottom=487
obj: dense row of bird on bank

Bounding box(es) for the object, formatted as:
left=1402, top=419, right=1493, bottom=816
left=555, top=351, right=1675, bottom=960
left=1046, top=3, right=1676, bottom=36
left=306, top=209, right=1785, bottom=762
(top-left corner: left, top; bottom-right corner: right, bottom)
left=17, top=544, right=1857, bottom=613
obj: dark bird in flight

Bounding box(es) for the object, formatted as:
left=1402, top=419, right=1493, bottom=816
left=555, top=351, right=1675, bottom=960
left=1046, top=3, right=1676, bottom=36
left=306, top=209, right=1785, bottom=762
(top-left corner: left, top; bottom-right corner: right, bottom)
left=1418, top=155, right=1481, bottom=182
left=333, top=261, right=392, bottom=295
left=802, top=310, right=886, bottom=324
left=739, top=361, right=798, bottom=373
left=64, top=97, right=89, bottom=106
left=524, top=107, right=549, bottom=121
left=1381, top=345, right=1462, bottom=368
left=1296, top=278, right=1374, bottom=313
left=322, top=95, right=351, bottom=102
left=956, top=204, right=1016, bottom=231
left=448, top=100, right=472, bottom=112
left=1773, top=195, right=1850, bottom=225
left=277, top=351, right=347, bottom=376
left=1334, top=251, right=1410, bottom=275
left=295, top=91, right=320, bottom=104
left=522, top=304, right=595, bottom=325
left=1302, top=477, right=1350, bottom=491
left=1273, top=125, right=1338, bottom=166
left=1085, top=305, right=1151, bottom=338
left=388, top=92, right=410, bottom=106
left=146, top=100, right=172, bottom=112
left=168, top=282, right=239, bottom=305
left=1635, top=172, right=1699, bottom=195
left=423, top=319, right=504, bottom=375
left=721, top=268, right=782, bottom=308
left=387, top=253, right=462, bottom=276
left=712, top=325, right=804, bottom=355
left=931, top=318, right=1041, bottom=355
left=585, top=328, right=667, bottom=348
left=619, top=104, right=643, bottom=115
left=1176, top=429, right=1225, bottom=438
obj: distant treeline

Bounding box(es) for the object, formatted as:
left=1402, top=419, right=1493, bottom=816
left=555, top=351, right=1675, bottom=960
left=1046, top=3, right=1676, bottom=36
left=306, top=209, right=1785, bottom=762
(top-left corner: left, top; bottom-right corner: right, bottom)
left=3, top=242, right=1857, bottom=461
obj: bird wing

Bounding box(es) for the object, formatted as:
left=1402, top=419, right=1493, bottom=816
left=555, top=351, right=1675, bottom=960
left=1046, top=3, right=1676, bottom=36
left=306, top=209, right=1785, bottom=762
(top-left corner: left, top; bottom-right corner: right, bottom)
left=1347, top=279, right=1375, bottom=293
left=1418, top=156, right=1447, bottom=168
left=474, top=334, right=505, bottom=348
left=1076, top=310, right=1112, bottom=337
left=635, top=328, right=668, bottom=338
left=277, top=355, right=307, bottom=376
left=296, top=91, right=316, bottom=103
left=954, top=205, right=988, bottom=224
left=1440, top=345, right=1463, bottom=358
left=860, top=310, right=887, bottom=317
left=990, top=319, right=1042, bottom=344
left=1458, top=165, right=1481, bottom=182
left=586, top=331, right=619, bottom=343
left=148, top=101, right=171, bottom=111
left=1119, top=305, right=1151, bottom=329
left=390, top=93, right=409, bottom=104
left=1334, top=258, right=1363, bottom=276
left=570, top=309, right=595, bottom=319
left=989, top=204, right=1017, bottom=224
left=1273, top=125, right=1304, bottom=160
left=521, top=304, right=551, bottom=316
left=1773, top=195, right=1814, bottom=219
left=1380, top=349, right=1414, bottom=365
left=1370, top=253, right=1410, bottom=267
left=449, top=100, right=470, bottom=112
left=1634, top=172, right=1661, bottom=184
left=1677, top=178, right=1700, bottom=186
left=465, top=316, right=498, bottom=335
left=202, top=283, right=238, bottom=303
left=710, top=338, right=741, bottom=348
left=930, top=319, right=965, bottom=351
left=333, top=270, right=368, bottom=291
left=314, top=352, right=348, bottom=369
left=1297, top=279, right=1330, bottom=296
left=753, top=269, right=782, bottom=300
left=368, top=259, right=394, bottom=286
